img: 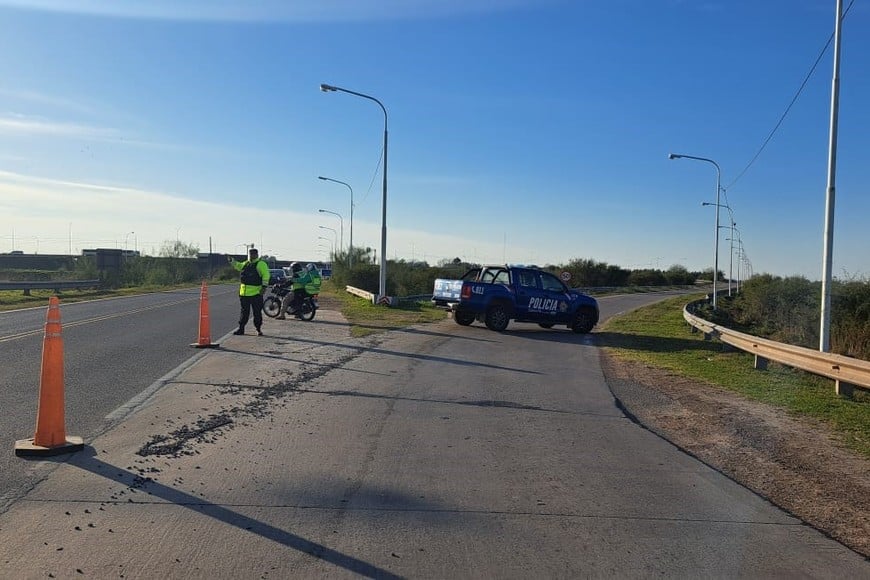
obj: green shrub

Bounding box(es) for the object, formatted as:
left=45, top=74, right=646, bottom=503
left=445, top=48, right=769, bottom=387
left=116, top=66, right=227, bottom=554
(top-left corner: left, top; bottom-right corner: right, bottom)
left=717, top=274, right=870, bottom=360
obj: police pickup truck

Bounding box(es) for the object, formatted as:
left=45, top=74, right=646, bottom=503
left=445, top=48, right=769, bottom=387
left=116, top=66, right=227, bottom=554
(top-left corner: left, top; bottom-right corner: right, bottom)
left=432, top=265, right=599, bottom=333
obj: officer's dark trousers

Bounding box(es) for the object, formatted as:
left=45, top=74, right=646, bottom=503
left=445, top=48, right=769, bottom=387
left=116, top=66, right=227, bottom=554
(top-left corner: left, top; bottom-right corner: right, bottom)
left=238, top=294, right=264, bottom=331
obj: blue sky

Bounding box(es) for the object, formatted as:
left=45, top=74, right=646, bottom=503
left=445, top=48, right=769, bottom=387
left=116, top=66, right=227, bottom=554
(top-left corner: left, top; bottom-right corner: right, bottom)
left=0, top=0, right=867, bottom=279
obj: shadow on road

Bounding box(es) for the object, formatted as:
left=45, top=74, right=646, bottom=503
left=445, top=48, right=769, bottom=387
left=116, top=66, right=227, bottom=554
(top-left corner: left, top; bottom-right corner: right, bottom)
left=269, top=336, right=542, bottom=376
left=593, top=331, right=724, bottom=354
left=491, top=326, right=594, bottom=345
left=308, top=318, right=499, bottom=343
left=218, top=347, right=393, bottom=377
left=290, top=387, right=616, bottom=418
left=26, top=447, right=404, bottom=580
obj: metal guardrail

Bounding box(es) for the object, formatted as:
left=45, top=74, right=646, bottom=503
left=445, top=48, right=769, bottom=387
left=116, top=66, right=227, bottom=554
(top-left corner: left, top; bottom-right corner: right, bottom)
left=395, top=294, right=433, bottom=303
left=0, top=280, right=101, bottom=295
left=579, top=284, right=711, bottom=295
left=344, top=286, right=433, bottom=306
left=346, top=285, right=375, bottom=302
left=683, top=300, right=869, bottom=398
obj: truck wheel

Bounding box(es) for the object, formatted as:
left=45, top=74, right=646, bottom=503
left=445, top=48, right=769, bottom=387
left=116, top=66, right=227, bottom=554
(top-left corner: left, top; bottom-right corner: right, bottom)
left=538, top=323, right=554, bottom=329
left=454, top=310, right=475, bottom=326
left=571, top=309, right=595, bottom=334
left=485, top=304, right=510, bottom=331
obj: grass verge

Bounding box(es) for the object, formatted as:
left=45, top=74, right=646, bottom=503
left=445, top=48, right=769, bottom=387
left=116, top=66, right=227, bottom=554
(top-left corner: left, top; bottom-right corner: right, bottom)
left=319, top=283, right=446, bottom=338
left=599, top=294, right=870, bottom=458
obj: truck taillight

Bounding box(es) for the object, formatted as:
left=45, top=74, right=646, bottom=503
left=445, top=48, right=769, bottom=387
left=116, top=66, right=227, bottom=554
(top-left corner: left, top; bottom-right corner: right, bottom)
left=461, top=284, right=471, bottom=299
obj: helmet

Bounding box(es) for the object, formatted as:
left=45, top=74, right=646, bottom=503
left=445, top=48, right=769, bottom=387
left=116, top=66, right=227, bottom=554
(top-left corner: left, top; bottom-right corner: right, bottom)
left=306, top=263, right=316, bottom=272
left=290, top=262, right=303, bottom=274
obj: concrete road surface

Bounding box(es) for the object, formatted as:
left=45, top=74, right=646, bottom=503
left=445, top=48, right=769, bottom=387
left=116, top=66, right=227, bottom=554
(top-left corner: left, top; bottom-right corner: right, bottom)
left=0, top=295, right=866, bottom=578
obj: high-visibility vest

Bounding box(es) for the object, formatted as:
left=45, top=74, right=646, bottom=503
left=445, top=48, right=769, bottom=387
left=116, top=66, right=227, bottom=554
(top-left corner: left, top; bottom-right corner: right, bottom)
left=305, top=272, right=322, bottom=294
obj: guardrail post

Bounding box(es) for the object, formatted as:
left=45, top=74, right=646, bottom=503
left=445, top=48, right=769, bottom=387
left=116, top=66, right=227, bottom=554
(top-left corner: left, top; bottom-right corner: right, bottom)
left=835, top=380, right=854, bottom=399
left=684, top=299, right=870, bottom=395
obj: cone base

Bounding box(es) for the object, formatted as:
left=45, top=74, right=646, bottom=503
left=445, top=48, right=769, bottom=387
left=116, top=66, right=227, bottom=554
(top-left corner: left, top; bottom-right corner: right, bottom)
left=190, top=342, right=220, bottom=349
left=15, top=436, right=84, bottom=457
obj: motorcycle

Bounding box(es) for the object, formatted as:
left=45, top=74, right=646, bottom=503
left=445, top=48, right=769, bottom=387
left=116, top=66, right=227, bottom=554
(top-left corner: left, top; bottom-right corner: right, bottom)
left=262, top=283, right=318, bottom=321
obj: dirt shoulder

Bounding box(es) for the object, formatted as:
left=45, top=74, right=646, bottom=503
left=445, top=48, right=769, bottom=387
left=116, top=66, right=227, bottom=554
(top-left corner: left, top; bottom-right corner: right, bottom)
left=601, top=353, right=870, bottom=558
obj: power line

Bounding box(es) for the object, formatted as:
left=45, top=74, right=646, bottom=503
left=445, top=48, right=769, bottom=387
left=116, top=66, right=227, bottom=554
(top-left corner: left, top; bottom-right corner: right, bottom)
left=360, top=144, right=384, bottom=206
left=725, top=0, right=855, bottom=192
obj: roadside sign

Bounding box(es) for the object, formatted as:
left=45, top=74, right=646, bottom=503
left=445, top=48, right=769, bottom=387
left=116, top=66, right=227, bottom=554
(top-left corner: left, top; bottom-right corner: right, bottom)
left=560, top=271, right=572, bottom=282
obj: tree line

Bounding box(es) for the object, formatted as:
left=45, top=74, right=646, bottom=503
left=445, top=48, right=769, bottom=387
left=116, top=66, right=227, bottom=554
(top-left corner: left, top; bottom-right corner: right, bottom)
left=327, top=252, right=703, bottom=297
left=7, top=244, right=866, bottom=360
left=701, top=274, right=870, bottom=361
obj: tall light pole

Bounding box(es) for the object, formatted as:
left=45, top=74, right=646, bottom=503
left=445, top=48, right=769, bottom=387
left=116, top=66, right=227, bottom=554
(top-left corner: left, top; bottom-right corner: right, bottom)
left=317, top=236, right=335, bottom=256
left=318, top=176, right=354, bottom=267
left=318, top=225, right=338, bottom=252
left=725, top=204, right=737, bottom=296
left=320, top=83, right=388, bottom=300
left=820, top=0, right=843, bottom=353
left=703, top=202, right=736, bottom=297
left=124, top=231, right=135, bottom=252
left=318, top=209, right=343, bottom=252
left=728, top=217, right=739, bottom=296
left=725, top=223, right=742, bottom=294
left=670, top=153, right=722, bottom=309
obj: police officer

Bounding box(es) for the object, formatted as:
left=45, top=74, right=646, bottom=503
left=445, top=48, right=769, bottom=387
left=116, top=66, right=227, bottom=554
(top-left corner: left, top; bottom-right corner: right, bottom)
left=228, top=248, right=270, bottom=335
left=277, top=262, right=311, bottom=320
left=305, top=263, right=322, bottom=296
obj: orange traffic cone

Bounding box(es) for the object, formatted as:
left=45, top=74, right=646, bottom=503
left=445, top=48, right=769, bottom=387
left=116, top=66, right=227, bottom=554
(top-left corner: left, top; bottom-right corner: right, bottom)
left=191, top=281, right=219, bottom=349
left=15, top=296, right=84, bottom=457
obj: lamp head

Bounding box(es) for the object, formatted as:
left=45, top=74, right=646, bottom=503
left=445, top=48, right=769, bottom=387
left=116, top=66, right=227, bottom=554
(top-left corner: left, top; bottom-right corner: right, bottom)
left=318, top=176, right=327, bottom=180
left=318, top=209, right=326, bottom=213
left=668, top=153, right=680, bottom=160
left=320, top=83, right=336, bottom=92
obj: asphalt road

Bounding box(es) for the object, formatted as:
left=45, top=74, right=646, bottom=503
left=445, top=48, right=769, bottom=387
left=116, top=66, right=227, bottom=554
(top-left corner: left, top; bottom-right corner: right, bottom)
left=0, top=284, right=241, bottom=511
left=0, top=288, right=694, bottom=514
left=1, top=289, right=865, bottom=576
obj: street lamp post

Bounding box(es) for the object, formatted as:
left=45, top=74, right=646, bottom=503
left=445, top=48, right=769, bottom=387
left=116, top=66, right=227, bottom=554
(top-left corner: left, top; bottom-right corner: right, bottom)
left=670, top=153, right=722, bottom=309
left=318, top=225, right=338, bottom=253
left=318, top=176, right=354, bottom=267
left=726, top=235, right=740, bottom=293
left=820, top=0, right=844, bottom=353
left=721, top=219, right=736, bottom=298
left=317, top=236, right=335, bottom=256
left=320, top=83, right=388, bottom=300
left=703, top=202, right=736, bottom=297
left=236, top=243, right=254, bottom=257
left=725, top=223, right=742, bottom=294
left=318, top=209, right=343, bottom=253
left=124, top=231, right=135, bottom=253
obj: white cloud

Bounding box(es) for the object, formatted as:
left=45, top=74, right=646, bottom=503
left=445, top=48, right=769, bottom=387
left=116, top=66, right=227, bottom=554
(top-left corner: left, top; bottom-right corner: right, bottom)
left=0, top=170, right=530, bottom=263
left=0, top=88, right=98, bottom=116
left=0, top=114, right=209, bottom=154
left=0, top=115, right=118, bottom=139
